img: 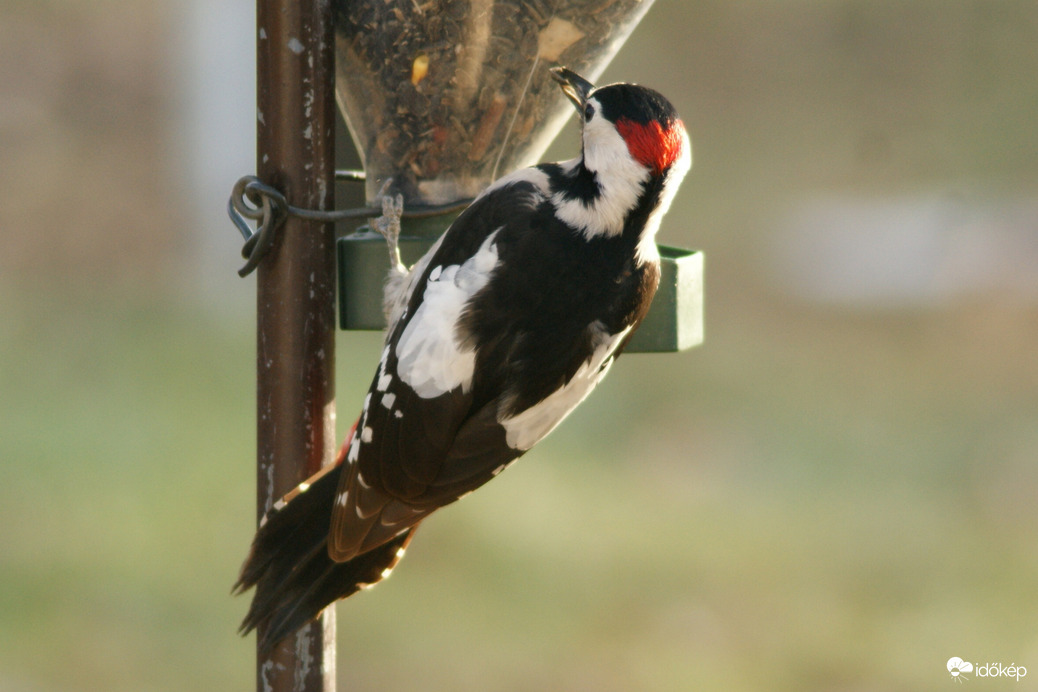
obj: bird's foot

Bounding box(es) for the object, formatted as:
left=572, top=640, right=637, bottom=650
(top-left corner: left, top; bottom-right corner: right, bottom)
left=373, top=180, right=405, bottom=274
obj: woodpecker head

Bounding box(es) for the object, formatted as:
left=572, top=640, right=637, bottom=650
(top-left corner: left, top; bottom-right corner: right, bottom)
left=551, top=67, right=691, bottom=182
left=549, top=67, right=691, bottom=245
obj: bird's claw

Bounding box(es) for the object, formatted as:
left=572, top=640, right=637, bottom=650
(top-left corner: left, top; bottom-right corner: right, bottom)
left=373, top=180, right=405, bottom=273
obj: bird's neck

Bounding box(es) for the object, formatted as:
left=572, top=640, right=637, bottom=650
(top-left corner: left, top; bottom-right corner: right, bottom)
left=550, top=156, right=652, bottom=241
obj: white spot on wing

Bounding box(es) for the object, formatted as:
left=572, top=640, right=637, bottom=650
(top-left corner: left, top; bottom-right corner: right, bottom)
left=381, top=392, right=396, bottom=409
left=361, top=426, right=373, bottom=443
left=377, top=373, right=392, bottom=391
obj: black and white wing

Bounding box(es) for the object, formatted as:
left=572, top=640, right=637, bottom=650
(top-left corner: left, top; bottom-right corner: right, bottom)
left=327, top=167, right=657, bottom=562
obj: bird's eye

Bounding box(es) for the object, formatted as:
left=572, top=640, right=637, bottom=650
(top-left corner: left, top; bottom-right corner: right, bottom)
left=584, top=103, right=595, bottom=121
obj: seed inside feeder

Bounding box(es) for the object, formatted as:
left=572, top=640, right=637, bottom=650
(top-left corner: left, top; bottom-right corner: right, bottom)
left=333, top=0, right=658, bottom=206
left=410, top=54, right=429, bottom=86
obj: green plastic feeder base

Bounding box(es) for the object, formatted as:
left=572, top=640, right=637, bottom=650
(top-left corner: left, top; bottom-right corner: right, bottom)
left=337, top=233, right=703, bottom=353
left=627, top=245, right=704, bottom=352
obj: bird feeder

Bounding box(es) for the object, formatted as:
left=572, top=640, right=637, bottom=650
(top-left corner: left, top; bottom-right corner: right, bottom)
left=335, top=0, right=703, bottom=352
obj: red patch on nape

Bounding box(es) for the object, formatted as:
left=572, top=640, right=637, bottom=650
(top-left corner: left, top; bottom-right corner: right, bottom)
left=616, top=118, right=686, bottom=175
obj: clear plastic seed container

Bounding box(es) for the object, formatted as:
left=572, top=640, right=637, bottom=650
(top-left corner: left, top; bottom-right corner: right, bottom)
left=333, top=0, right=658, bottom=207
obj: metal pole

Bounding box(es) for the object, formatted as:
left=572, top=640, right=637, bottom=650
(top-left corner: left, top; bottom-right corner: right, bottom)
left=255, top=0, right=337, bottom=690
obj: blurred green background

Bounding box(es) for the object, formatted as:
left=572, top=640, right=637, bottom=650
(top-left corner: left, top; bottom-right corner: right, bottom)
left=2, top=1, right=1037, bottom=690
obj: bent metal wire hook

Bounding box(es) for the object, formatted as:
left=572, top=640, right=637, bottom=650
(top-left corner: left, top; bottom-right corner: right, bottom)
left=228, top=176, right=288, bottom=277
left=227, top=172, right=473, bottom=277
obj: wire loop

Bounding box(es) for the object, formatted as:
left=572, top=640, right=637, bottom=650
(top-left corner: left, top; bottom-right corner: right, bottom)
left=228, top=176, right=288, bottom=277
left=227, top=174, right=473, bottom=277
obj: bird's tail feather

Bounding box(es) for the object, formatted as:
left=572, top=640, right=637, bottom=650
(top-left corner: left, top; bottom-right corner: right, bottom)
left=235, top=455, right=416, bottom=654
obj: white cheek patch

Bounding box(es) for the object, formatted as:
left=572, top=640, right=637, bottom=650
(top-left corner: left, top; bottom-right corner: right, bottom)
left=499, top=323, right=633, bottom=450
left=395, top=230, right=501, bottom=398
left=553, top=99, right=651, bottom=239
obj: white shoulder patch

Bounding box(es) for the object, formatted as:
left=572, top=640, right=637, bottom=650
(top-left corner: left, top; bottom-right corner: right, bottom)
left=394, top=230, right=502, bottom=398
left=382, top=233, right=446, bottom=334
left=499, top=322, right=633, bottom=450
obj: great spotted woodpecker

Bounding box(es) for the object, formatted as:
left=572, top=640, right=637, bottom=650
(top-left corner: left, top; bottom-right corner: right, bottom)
left=236, top=67, right=692, bottom=652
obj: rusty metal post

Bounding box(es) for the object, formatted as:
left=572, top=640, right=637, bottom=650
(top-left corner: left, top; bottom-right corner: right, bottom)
left=254, top=0, right=337, bottom=690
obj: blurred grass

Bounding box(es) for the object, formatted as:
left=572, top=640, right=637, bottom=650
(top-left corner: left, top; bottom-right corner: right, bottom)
left=2, top=0, right=1038, bottom=690
left=0, top=283, right=254, bottom=690
left=2, top=282, right=1035, bottom=691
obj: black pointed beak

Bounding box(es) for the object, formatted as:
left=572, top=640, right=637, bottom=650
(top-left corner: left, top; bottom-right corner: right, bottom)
left=550, top=67, right=595, bottom=114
